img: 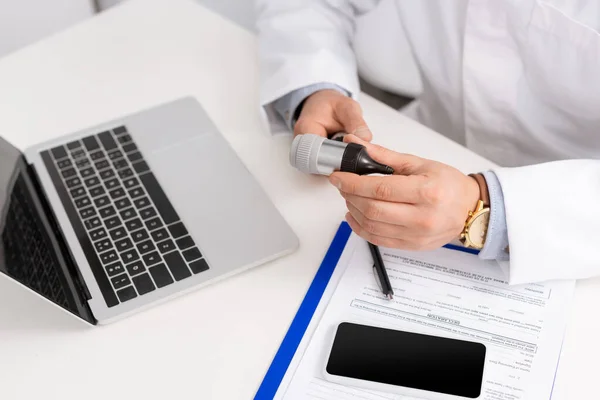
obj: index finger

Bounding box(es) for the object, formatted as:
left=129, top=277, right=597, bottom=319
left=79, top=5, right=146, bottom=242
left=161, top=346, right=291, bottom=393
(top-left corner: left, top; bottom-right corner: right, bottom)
left=330, top=172, right=424, bottom=204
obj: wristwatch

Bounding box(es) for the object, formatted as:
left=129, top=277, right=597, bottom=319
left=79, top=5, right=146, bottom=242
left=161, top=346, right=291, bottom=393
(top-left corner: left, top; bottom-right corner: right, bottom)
left=460, top=173, right=491, bottom=249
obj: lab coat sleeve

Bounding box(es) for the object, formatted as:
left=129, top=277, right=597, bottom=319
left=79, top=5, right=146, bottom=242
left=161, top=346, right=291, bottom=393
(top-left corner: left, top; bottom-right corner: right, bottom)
left=255, top=0, right=380, bottom=134
left=494, top=159, right=600, bottom=285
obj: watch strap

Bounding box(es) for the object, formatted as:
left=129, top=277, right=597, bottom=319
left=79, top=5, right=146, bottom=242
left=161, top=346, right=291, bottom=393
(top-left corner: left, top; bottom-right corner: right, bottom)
left=469, top=173, right=490, bottom=208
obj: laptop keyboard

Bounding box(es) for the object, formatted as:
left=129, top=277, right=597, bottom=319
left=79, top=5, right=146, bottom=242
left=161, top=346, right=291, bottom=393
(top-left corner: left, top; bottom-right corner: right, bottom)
left=1, top=174, right=71, bottom=311
left=41, top=126, right=209, bottom=307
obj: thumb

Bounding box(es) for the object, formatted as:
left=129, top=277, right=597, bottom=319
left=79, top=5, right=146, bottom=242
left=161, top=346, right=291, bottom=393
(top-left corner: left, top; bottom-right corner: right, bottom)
left=333, top=100, right=373, bottom=141
left=344, top=134, right=425, bottom=175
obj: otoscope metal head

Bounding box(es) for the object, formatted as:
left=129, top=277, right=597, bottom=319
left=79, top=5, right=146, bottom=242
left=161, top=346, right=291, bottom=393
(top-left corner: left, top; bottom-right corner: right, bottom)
left=290, top=134, right=394, bottom=176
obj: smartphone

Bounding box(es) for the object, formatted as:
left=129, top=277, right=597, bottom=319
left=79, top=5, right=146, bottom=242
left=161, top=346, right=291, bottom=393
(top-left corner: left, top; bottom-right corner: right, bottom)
left=323, top=322, right=487, bottom=400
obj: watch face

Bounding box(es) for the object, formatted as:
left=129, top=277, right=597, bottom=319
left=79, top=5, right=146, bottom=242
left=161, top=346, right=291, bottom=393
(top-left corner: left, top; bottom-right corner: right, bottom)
left=469, top=211, right=490, bottom=247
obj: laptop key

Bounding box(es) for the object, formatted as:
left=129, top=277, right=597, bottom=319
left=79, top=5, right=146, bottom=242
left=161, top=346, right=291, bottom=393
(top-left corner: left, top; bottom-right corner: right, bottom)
left=150, top=228, right=169, bottom=242
left=139, top=172, right=179, bottom=224
left=79, top=206, right=96, bottom=219
left=85, top=217, right=102, bottom=230
left=137, top=239, right=155, bottom=254
left=115, top=197, right=131, bottom=210
left=131, top=229, right=149, bottom=243
left=123, top=177, right=139, bottom=189
left=57, top=159, right=72, bottom=169
left=118, top=168, right=134, bottom=179
left=99, top=206, right=117, bottom=219
left=133, top=196, right=150, bottom=209
left=149, top=264, right=174, bottom=288
left=139, top=207, right=157, bottom=220
left=74, top=196, right=91, bottom=209
left=67, top=140, right=81, bottom=150
left=100, top=250, right=119, bottom=265
left=113, top=159, right=128, bottom=170
left=95, top=159, right=110, bottom=170
left=51, top=146, right=68, bottom=160
left=83, top=136, right=100, bottom=151
left=121, top=249, right=140, bottom=264
left=105, top=262, right=125, bottom=277
left=133, top=273, right=155, bottom=295
left=127, top=151, right=143, bottom=163
left=71, top=149, right=86, bottom=159
left=115, top=238, right=134, bottom=252
left=84, top=176, right=100, bottom=187
left=145, top=217, right=163, bottom=231
left=168, top=222, right=188, bottom=238
left=94, top=195, right=110, bottom=208
left=132, top=161, right=149, bottom=174
left=128, top=187, right=144, bottom=199
left=75, top=158, right=91, bottom=169
left=99, top=169, right=115, bottom=180
left=104, top=216, right=122, bottom=230
left=108, top=149, right=123, bottom=160
left=126, top=261, right=146, bottom=276
left=125, top=218, right=143, bottom=231
left=113, top=126, right=127, bottom=135
left=89, top=227, right=107, bottom=241
left=89, top=185, right=106, bottom=198
left=98, top=131, right=117, bottom=150
left=117, top=286, right=137, bottom=302
left=105, top=178, right=119, bottom=190
left=94, top=239, right=113, bottom=253
left=89, top=150, right=105, bottom=161
left=120, top=207, right=136, bottom=221
left=122, top=143, right=138, bottom=153
left=183, top=248, right=202, bottom=262
left=109, top=226, right=127, bottom=241
left=157, top=239, right=176, bottom=254
left=70, top=187, right=86, bottom=198
left=189, top=259, right=209, bottom=274
left=109, top=187, right=126, bottom=199
left=176, top=236, right=195, bottom=250
left=111, top=274, right=131, bottom=290
left=164, top=251, right=192, bottom=281
left=118, top=134, right=132, bottom=144
left=143, top=251, right=161, bottom=267
left=61, top=168, right=77, bottom=179
left=80, top=167, right=94, bottom=178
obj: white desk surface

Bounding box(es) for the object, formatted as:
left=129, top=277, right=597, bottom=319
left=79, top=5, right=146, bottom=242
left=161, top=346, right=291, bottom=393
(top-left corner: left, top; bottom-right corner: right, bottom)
left=0, top=0, right=597, bottom=398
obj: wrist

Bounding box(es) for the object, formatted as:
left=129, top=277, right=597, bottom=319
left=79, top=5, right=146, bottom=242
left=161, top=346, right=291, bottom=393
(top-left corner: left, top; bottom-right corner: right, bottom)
left=460, top=173, right=491, bottom=249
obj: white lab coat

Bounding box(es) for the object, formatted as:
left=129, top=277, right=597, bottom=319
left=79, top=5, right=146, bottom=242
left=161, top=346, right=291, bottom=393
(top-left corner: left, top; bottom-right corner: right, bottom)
left=256, top=0, right=600, bottom=285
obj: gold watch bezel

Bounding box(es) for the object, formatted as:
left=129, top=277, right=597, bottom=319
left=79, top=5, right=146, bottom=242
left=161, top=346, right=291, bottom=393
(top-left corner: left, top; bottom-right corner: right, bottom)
left=460, top=200, right=490, bottom=249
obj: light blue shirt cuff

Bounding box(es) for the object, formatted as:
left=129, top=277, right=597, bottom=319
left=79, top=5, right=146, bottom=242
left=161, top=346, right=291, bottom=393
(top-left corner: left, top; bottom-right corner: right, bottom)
left=272, top=83, right=349, bottom=131
left=478, top=170, right=510, bottom=261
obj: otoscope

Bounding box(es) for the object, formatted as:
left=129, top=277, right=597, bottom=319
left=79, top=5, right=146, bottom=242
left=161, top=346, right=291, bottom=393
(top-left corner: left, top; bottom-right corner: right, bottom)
left=289, top=133, right=394, bottom=176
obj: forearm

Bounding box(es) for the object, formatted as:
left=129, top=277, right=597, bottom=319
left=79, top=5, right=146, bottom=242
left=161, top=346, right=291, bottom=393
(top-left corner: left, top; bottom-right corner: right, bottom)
left=256, top=0, right=364, bottom=108
left=490, top=159, right=600, bottom=284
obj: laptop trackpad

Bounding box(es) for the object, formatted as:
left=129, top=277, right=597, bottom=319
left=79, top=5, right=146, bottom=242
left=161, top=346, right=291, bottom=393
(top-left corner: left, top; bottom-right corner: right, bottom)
left=143, top=135, right=296, bottom=275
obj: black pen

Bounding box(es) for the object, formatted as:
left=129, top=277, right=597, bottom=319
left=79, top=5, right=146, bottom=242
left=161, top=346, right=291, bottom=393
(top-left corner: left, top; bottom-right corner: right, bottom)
left=368, top=242, right=394, bottom=300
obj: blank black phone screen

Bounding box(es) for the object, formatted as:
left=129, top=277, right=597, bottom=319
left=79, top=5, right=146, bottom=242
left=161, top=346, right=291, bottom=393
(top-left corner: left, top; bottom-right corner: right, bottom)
left=326, top=323, right=486, bottom=398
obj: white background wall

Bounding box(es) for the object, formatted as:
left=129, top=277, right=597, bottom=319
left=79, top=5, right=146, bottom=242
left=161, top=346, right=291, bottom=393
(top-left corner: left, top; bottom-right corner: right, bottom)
left=0, top=0, right=255, bottom=60
left=0, top=0, right=96, bottom=58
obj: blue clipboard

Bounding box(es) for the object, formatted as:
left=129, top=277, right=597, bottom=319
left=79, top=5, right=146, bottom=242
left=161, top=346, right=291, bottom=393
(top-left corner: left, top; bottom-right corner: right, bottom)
left=254, top=221, right=479, bottom=399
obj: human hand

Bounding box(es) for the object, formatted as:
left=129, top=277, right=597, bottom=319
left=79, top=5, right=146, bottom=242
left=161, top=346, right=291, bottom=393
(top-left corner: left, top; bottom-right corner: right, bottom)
left=294, top=89, right=373, bottom=141
left=329, top=135, right=481, bottom=250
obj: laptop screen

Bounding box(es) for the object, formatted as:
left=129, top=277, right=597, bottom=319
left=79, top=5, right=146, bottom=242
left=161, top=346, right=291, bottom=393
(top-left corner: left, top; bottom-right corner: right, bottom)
left=0, top=137, right=93, bottom=322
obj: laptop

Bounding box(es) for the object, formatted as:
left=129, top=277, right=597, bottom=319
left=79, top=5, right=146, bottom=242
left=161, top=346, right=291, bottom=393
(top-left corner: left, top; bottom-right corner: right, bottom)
left=0, top=97, right=298, bottom=325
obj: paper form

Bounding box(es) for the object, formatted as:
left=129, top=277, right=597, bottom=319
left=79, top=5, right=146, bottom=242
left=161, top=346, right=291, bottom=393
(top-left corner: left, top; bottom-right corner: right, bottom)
left=276, top=234, right=574, bottom=400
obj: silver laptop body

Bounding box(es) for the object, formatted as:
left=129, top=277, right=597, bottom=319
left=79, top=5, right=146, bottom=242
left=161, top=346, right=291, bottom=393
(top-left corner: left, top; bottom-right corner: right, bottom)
left=0, top=97, right=298, bottom=324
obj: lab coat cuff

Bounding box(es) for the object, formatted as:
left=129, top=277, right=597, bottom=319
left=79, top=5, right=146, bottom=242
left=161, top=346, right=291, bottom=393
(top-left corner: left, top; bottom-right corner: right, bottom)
left=478, top=171, right=510, bottom=261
